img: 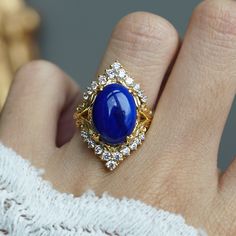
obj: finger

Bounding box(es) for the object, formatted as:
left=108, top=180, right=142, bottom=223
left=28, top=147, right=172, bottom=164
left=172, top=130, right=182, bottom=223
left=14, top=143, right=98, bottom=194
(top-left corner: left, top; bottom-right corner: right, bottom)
left=150, top=0, right=236, bottom=175
left=59, top=12, right=179, bottom=192
left=0, top=60, right=80, bottom=166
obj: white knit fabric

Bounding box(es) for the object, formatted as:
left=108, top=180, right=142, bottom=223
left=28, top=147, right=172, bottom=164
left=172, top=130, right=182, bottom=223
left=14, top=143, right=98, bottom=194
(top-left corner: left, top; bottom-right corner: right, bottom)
left=0, top=143, right=207, bottom=236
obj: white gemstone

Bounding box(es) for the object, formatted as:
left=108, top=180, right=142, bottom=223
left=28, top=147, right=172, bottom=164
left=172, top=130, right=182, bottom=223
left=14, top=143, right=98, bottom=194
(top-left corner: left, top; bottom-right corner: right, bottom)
left=106, top=160, right=117, bottom=171
left=120, top=146, right=130, bottom=156
left=125, top=77, right=134, bottom=86
left=106, top=69, right=115, bottom=78
left=91, top=81, right=98, bottom=90
left=83, top=92, right=89, bottom=100
left=81, top=130, right=88, bottom=139
left=118, top=68, right=126, bottom=78
left=87, top=139, right=95, bottom=148
left=141, top=95, right=148, bottom=103
left=112, top=152, right=123, bottom=161
left=135, top=137, right=141, bottom=145
left=98, top=75, right=107, bottom=85
left=102, top=151, right=111, bottom=161
left=138, top=90, right=144, bottom=97
left=94, top=145, right=103, bottom=155
left=134, top=83, right=141, bottom=92
left=139, top=133, right=145, bottom=141
left=129, top=140, right=138, bottom=150
left=87, top=87, right=93, bottom=95
left=137, top=90, right=148, bottom=103
left=111, top=62, right=121, bottom=71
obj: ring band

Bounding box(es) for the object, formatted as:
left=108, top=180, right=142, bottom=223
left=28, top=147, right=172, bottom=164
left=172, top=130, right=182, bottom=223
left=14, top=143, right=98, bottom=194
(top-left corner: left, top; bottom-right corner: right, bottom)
left=74, top=61, right=152, bottom=171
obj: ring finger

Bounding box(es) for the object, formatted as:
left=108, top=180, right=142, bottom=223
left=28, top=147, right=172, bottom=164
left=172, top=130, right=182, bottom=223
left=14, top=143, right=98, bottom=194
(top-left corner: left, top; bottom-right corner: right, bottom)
left=58, top=12, right=180, bottom=195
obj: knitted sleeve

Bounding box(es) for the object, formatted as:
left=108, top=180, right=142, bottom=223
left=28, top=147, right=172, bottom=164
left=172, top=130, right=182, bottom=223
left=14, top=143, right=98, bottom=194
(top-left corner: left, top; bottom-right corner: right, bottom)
left=0, top=143, right=207, bottom=236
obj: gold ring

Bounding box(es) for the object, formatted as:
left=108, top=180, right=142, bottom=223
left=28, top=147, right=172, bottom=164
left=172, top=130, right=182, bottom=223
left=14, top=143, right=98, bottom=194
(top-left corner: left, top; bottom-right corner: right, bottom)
left=74, top=61, right=152, bottom=171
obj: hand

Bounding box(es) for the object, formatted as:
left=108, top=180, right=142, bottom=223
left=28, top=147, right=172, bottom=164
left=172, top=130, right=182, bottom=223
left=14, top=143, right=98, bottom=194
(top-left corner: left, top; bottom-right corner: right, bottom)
left=1, top=1, right=236, bottom=235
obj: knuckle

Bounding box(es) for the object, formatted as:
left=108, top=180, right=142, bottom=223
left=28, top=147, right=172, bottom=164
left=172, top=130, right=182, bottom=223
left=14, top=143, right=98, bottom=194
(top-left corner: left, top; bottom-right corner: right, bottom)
left=111, top=12, right=178, bottom=58
left=193, top=0, right=236, bottom=40
left=15, top=60, right=65, bottom=89
left=187, top=0, right=236, bottom=81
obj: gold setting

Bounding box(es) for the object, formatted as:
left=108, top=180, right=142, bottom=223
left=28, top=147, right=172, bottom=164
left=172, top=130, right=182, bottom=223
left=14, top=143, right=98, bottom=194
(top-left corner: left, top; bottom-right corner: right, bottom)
left=74, top=61, right=152, bottom=171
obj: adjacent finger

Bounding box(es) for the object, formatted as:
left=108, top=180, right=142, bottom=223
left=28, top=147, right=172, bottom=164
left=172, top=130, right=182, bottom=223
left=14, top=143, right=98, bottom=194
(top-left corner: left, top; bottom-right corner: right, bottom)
left=0, top=60, right=80, bottom=166
left=150, top=0, right=236, bottom=174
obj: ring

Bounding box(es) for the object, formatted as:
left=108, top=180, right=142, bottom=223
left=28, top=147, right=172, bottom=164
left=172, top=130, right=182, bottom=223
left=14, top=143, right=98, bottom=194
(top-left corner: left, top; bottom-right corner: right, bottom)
left=74, top=61, right=153, bottom=171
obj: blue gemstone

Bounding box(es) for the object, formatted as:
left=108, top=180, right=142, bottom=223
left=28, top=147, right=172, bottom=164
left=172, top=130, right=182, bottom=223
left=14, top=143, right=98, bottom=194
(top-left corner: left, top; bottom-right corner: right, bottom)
left=92, top=83, right=137, bottom=145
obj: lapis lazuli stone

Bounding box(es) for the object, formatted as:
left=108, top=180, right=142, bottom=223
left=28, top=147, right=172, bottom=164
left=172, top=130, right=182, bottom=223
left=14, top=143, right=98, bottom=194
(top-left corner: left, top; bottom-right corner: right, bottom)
left=92, top=83, right=137, bottom=145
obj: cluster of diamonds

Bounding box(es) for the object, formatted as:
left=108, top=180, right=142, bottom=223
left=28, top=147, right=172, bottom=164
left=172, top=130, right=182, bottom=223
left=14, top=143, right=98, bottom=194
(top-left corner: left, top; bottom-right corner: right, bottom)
left=76, top=61, right=151, bottom=171
left=80, top=128, right=146, bottom=171
left=82, top=61, right=148, bottom=104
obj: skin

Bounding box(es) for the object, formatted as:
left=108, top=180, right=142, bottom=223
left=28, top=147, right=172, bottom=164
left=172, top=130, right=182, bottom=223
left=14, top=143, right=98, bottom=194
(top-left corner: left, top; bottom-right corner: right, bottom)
left=0, top=0, right=236, bottom=234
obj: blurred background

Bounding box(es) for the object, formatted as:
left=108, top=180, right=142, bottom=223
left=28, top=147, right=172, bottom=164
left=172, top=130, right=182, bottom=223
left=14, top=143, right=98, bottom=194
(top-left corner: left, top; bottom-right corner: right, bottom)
left=1, top=0, right=235, bottom=169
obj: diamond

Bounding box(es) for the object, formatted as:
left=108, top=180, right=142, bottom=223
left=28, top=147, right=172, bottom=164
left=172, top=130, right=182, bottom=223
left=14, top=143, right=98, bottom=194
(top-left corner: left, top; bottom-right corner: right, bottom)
left=118, top=68, right=126, bottom=78
left=125, top=77, right=134, bottom=86
left=106, top=69, right=115, bottom=78
left=83, top=92, right=89, bottom=100
left=102, top=151, right=111, bottom=161
left=138, top=90, right=144, bottom=97
left=137, top=90, right=148, bottom=103
left=81, top=130, right=88, bottom=140
left=139, top=133, right=145, bottom=142
left=134, top=83, right=141, bottom=92
left=87, top=87, right=93, bottom=95
left=98, top=75, right=107, bottom=85
left=134, top=137, right=141, bottom=145
left=111, top=62, right=121, bottom=71
left=87, top=139, right=95, bottom=148
left=141, top=95, right=148, bottom=103
left=120, top=146, right=130, bottom=157
left=112, top=152, right=123, bottom=161
left=129, top=140, right=138, bottom=150
left=94, top=145, right=103, bottom=155
left=106, top=160, right=118, bottom=171
left=91, top=81, right=98, bottom=90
